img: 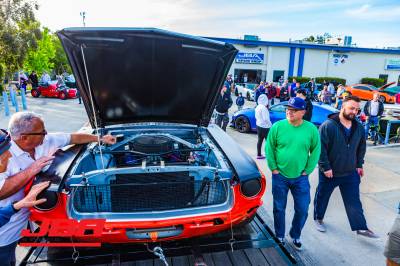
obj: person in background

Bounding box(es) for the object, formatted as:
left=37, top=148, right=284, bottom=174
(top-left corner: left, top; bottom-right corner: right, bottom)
left=309, top=78, right=316, bottom=96
left=267, top=83, right=277, bottom=106
left=255, top=81, right=266, bottom=104
left=291, top=78, right=297, bottom=90
left=224, top=74, right=234, bottom=93
left=319, top=85, right=332, bottom=104
left=335, top=84, right=346, bottom=109
left=40, top=71, right=51, bottom=86
left=384, top=203, right=400, bottom=266
left=215, top=86, right=233, bottom=131
left=266, top=97, right=321, bottom=250
left=236, top=92, right=245, bottom=111
left=314, top=96, right=378, bottom=239
left=28, top=71, right=39, bottom=89
left=255, top=94, right=271, bottom=159
left=363, top=92, right=384, bottom=141
left=296, top=89, right=313, bottom=122
left=289, top=82, right=300, bottom=98
left=278, top=76, right=284, bottom=86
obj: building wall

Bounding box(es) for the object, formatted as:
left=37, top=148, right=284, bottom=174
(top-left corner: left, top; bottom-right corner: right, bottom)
left=227, top=43, right=400, bottom=85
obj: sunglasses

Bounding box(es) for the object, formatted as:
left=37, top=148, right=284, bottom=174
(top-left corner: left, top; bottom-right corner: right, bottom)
left=21, top=130, right=48, bottom=136
left=286, top=108, right=302, bottom=113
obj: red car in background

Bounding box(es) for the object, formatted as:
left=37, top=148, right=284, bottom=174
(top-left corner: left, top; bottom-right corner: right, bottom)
left=31, top=80, right=77, bottom=100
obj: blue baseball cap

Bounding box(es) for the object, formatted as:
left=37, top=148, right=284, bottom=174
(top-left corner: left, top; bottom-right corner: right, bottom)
left=286, top=97, right=306, bottom=110
left=0, top=129, right=11, bottom=156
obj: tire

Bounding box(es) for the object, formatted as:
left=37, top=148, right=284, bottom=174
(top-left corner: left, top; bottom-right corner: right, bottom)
left=31, top=89, right=40, bottom=98
left=235, top=116, right=251, bottom=133
left=379, top=96, right=386, bottom=103
left=59, top=91, right=67, bottom=100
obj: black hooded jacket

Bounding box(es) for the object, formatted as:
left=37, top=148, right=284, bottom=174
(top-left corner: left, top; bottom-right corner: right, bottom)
left=318, top=113, right=366, bottom=177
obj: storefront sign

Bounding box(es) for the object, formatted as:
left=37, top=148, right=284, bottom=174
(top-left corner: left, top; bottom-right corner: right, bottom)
left=385, top=59, right=400, bottom=70
left=235, top=53, right=264, bottom=64
left=332, top=54, right=348, bottom=65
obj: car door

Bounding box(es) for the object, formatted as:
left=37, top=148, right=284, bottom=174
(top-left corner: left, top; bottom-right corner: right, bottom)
left=269, top=104, right=286, bottom=124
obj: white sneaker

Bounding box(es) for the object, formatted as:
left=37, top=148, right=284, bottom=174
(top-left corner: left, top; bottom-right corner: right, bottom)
left=314, top=219, right=327, bottom=232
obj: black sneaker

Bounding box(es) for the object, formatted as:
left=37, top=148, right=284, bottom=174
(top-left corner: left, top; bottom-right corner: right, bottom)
left=277, top=237, right=285, bottom=246
left=292, top=239, right=302, bottom=251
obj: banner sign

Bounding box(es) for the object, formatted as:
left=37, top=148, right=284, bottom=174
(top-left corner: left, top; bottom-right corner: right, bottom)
left=235, top=53, right=264, bottom=64
left=332, top=54, right=348, bottom=65
left=385, top=59, right=400, bottom=70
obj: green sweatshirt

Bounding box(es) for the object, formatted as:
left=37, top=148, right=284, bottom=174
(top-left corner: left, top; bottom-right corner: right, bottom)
left=266, top=119, right=321, bottom=178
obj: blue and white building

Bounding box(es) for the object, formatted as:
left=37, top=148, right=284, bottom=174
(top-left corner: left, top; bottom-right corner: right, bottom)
left=207, top=37, right=400, bottom=85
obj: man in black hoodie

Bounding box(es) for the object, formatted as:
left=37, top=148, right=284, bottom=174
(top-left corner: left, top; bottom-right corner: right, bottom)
left=313, top=96, right=378, bottom=238
left=215, top=86, right=233, bottom=131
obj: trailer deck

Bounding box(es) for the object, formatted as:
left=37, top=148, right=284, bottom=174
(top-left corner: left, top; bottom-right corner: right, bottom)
left=20, top=213, right=301, bottom=266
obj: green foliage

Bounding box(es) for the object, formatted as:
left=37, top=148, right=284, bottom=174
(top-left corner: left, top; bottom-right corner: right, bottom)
left=23, top=28, right=55, bottom=75
left=360, top=78, right=385, bottom=87
left=50, top=34, right=71, bottom=74
left=288, top=76, right=311, bottom=84
left=315, top=77, right=346, bottom=86
left=0, top=0, right=41, bottom=79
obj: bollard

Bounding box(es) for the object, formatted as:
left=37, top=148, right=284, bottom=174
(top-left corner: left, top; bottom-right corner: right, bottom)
left=2, top=91, right=10, bottom=116
left=14, top=89, right=19, bottom=112
left=9, top=85, right=16, bottom=106
left=21, top=88, right=27, bottom=110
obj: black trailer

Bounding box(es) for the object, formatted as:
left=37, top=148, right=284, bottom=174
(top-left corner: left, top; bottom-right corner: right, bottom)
left=20, top=212, right=302, bottom=266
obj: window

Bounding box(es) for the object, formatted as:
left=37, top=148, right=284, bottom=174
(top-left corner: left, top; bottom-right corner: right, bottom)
left=354, top=86, right=371, bottom=91
left=270, top=104, right=286, bottom=113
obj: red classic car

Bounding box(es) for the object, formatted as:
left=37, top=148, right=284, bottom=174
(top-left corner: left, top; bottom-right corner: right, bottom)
left=29, top=28, right=266, bottom=244
left=31, top=81, right=77, bottom=100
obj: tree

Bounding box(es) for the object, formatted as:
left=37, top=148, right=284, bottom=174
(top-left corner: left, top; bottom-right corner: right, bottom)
left=50, top=33, right=71, bottom=74
left=23, top=28, right=55, bottom=75
left=303, top=35, right=315, bottom=42
left=0, top=0, right=42, bottom=80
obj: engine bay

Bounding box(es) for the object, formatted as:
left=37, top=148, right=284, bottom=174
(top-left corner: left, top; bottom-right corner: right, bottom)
left=70, top=126, right=229, bottom=177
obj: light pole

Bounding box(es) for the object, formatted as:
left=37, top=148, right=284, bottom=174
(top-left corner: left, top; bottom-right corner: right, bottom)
left=80, top=11, right=86, bottom=27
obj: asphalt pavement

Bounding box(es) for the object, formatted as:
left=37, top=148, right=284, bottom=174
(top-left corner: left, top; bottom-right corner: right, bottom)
left=1, top=94, right=398, bottom=266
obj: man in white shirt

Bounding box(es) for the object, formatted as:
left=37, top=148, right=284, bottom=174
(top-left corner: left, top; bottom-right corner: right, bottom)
left=0, top=111, right=116, bottom=265
left=255, top=94, right=272, bottom=159
left=363, top=92, right=384, bottom=142
left=39, top=72, right=51, bottom=85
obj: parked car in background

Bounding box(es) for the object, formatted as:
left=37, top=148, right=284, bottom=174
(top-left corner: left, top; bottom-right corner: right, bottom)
left=346, top=83, right=396, bottom=103
left=31, top=80, right=77, bottom=100
left=235, top=83, right=258, bottom=100
left=29, top=28, right=266, bottom=244
left=230, top=101, right=338, bottom=133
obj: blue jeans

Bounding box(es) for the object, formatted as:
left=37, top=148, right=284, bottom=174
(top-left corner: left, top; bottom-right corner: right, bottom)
left=0, top=241, right=17, bottom=266
left=272, top=173, right=311, bottom=239
left=365, top=116, right=379, bottom=140
left=313, top=171, right=368, bottom=231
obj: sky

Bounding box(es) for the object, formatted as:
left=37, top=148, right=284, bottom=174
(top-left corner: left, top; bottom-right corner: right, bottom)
left=35, top=0, right=400, bottom=48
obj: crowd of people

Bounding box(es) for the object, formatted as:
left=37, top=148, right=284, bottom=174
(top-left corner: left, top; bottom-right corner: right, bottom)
left=214, top=75, right=399, bottom=264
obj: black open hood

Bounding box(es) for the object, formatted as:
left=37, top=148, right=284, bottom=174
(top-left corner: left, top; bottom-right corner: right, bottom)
left=57, top=28, right=237, bottom=128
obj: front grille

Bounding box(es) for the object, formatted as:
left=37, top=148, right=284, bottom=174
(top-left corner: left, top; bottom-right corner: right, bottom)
left=71, top=173, right=229, bottom=213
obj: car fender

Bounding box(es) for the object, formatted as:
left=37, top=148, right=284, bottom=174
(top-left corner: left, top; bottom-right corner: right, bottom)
left=207, top=124, right=261, bottom=182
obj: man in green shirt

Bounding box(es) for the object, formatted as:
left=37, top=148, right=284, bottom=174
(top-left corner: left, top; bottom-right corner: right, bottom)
left=266, top=97, right=321, bottom=250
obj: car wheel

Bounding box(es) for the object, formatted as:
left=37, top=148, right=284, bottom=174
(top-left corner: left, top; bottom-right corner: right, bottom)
left=31, top=89, right=40, bottom=98
left=247, top=93, right=251, bottom=101
left=379, top=96, right=386, bottom=103
left=59, top=91, right=67, bottom=100
left=235, top=116, right=250, bottom=133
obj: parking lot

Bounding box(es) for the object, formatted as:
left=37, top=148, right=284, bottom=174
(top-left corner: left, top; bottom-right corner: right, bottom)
left=0, top=95, right=399, bottom=265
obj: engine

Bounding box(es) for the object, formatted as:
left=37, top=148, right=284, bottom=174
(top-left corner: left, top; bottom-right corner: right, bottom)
left=110, top=134, right=208, bottom=167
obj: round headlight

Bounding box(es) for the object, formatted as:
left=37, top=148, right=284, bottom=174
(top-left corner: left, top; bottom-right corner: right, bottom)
left=240, top=179, right=262, bottom=198
left=34, top=190, right=59, bottom=211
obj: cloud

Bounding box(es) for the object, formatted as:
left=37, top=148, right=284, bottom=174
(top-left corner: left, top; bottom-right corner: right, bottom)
left=345, top=3, right=400, bottom=21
